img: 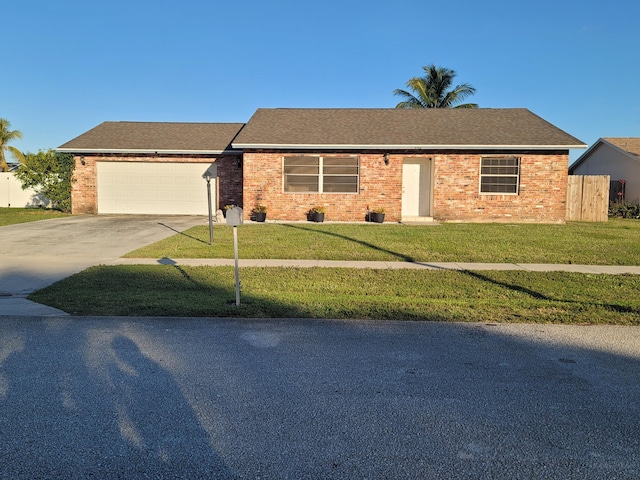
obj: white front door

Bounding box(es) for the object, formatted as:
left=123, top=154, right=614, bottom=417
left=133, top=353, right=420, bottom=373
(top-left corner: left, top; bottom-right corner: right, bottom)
left=402, top=158, right=432, bottom=218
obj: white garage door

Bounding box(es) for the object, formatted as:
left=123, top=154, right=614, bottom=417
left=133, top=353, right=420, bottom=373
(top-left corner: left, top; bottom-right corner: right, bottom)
left=97, top=162, right=216, bottom=215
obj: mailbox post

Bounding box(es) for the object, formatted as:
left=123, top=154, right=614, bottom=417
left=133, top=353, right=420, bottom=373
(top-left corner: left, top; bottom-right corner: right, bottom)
left=225, top=206, right=243, bottom=306
left=202, top=166, right=217, bottom=245
left=205, top=173, right=213, bottom=245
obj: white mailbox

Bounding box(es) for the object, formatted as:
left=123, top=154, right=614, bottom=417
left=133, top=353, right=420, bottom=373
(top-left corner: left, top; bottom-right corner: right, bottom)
left=226, top=206, right=244, bottom=226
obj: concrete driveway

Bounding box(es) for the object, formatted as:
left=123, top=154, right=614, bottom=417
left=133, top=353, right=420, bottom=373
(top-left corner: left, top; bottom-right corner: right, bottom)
left=0, top=215, right=204, bottom=313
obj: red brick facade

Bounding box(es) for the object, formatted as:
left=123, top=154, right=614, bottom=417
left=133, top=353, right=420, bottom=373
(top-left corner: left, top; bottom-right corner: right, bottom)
left=243, top=152, right=402, bottom=222
left=71, top=149, right=569, bottom=223
left=71, top=154, right=243, bottom=214
left=242, top=150, right=569, bottom=223
left=432, top=150, right=569, bottom=223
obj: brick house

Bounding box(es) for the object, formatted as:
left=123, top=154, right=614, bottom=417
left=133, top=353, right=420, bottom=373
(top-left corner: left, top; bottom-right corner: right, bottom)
left=59, top=108, right=585, bottom=222
left=58, top=122, right=244, bottom=215
left=233, top=108, right=585, bottom=223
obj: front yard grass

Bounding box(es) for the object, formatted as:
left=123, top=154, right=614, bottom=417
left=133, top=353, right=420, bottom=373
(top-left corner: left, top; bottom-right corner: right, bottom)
left=126, top=219, right=640, bottom=265
left=0, top=207, right=69, bottom=226
left=29, top=265, right=640, bottom=324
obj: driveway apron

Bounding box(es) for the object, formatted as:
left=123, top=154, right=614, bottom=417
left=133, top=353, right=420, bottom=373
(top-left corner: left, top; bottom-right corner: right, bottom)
left=0, top=215, right=204, bottom=302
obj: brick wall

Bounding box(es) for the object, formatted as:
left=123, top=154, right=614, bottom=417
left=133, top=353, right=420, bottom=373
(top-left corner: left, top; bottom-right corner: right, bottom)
left=71, top=150, right=568, bottom=222
left=243, top=152, right=402, bottom=222
left=71, top=154, right=243, bottom=214
left=432, top=152, right=569, bottom=223
left=242, top=150, right=569, bottom=223
left=71, top=156, right=97, bottom=214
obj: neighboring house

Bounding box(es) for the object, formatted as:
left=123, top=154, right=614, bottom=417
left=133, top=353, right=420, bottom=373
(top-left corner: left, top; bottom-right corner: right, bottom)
left=1, top=165, right=50, bottom=208
left=59, top=108, right=585, bottom=223
left=569, top=138, right=640, bottom=203
left=58, top=122, right=244, bottom=215
left=233, top=108, right=584, bottom=223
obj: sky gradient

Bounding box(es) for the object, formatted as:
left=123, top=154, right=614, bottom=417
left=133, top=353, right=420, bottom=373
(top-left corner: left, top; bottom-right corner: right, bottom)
left=4, top=0, right=639, bottom=165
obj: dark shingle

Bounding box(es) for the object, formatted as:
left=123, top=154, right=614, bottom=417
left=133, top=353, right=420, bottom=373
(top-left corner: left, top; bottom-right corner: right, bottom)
left=603, top=138, right=640, bottom=157
left=58, top=122, right=245, bottom=153
left=232, top=108, right=585, bottom=149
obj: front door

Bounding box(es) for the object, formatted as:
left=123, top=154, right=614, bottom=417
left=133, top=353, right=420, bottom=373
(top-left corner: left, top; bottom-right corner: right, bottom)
left=401, top=158, right=432, bottom=218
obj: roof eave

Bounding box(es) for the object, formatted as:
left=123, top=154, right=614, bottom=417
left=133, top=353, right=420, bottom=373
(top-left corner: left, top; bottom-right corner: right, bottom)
left=55, top=148, right=243, bottom=155
left=232, top=143, right=587, bottom=151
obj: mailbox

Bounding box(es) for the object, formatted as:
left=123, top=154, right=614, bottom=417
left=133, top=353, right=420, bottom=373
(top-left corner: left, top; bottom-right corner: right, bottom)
left=226, top=206, right=244, bottom=226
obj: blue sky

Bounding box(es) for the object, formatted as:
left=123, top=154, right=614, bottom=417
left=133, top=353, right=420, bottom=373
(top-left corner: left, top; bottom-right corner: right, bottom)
left=4, top=0, right=639, bottom=164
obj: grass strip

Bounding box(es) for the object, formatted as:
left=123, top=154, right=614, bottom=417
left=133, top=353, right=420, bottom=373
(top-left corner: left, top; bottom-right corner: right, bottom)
left=0, top=207, right=68, bottom=226
left=29, top=266, right=640, bottom=324
left=125, top=220, right=640, bottom=265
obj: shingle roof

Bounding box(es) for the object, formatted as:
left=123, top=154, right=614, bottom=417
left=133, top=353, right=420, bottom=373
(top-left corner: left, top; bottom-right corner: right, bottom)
left=569, top=137, right=640, bottom=172
left=603, top=138, right=640, bottom=157
left=58, top=122, right=245, bottom=153
left=232, top=108, right=585, bottom=150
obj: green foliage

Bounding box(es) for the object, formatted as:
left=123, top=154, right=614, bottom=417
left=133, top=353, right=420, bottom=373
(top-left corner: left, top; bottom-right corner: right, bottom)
left=394, top=64, right=477, bottom=109
left=0, top=118, right=25, bottom=172
left=14, top=149, right=75, bottom=212
left=609, top=201, right=640, bottom=219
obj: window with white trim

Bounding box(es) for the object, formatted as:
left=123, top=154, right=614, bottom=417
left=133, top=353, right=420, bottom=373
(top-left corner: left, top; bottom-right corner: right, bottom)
left=480, top=157, right=520, bottom=194
left=283, top=155, right=359, bottom=193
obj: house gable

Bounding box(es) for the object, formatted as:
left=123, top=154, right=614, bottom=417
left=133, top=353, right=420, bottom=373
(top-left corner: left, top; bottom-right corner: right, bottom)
left=233, top=108, right=585, bottom=150
left=570, top=137, right=640, bottom=202
left=60, top=109, right=585, bottom=223
left=60, top=122, right=245, bottom=214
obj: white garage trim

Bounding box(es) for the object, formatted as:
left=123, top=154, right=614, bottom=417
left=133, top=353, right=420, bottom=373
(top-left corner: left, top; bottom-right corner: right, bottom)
left=97, top=162, right=216, bottom=215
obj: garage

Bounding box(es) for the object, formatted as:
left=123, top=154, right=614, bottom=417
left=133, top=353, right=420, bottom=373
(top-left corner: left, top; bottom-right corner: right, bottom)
left=97, top=162, right=216, bottom=215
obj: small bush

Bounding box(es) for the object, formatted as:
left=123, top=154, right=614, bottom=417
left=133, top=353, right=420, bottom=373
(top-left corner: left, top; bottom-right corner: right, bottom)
left=609, top=201, right=640, bottom=219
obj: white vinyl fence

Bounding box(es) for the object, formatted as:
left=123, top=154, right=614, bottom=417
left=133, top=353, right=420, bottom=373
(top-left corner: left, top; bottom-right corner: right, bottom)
left=0, top=172, right=50, bottom=208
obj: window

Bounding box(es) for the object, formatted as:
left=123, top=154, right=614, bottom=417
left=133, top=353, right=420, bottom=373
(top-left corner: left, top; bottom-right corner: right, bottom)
left=480, top=157, right=520, bottom=194
left=283, top=156, right=359, bottom=193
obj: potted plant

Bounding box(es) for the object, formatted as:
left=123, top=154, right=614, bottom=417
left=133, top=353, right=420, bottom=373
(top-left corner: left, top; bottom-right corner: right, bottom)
left=370, top=207, right=385, bottom=223
left=309, top=206, right=325, bottom=222
left=251, top=205, right=267, bottom=222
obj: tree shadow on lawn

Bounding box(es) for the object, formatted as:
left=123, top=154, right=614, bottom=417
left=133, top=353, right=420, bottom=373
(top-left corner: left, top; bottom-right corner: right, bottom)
left=158, top=222, right=209, bottom=245
left=26, top=264, right=640, bottom=321
left=460, top=269, right=640, bottom=315
left=282, top=223, right=419, bottom=263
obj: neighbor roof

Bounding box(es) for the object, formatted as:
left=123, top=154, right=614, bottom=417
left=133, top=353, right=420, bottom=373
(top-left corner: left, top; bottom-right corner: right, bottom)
left=569, top=137, right=640, bottom=172
left=57, top=122, right=245, bottom=154
left=603, top=138, right=640, bottom=157
left=232, top=108, right=586, bottom=150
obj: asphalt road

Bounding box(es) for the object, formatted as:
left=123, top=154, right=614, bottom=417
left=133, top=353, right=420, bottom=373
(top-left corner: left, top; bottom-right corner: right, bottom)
left=1, top=317, right=638, bottom=479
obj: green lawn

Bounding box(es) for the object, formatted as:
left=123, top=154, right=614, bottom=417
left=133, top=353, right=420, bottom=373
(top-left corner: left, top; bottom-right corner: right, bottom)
left=29, top=265, right=640, bottom=324
left=0, top=207, right=68, bottom=226
left=126, top=219, right=640, bottom=265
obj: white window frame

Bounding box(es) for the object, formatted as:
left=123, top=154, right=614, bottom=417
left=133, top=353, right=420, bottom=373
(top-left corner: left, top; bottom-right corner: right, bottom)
left=479, top=156, right=520, bottom=195
left=282, top=155, right=359, bottom=194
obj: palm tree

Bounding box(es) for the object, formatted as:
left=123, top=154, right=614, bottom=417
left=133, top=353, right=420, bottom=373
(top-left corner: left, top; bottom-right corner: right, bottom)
left=394, top=64, right=478, bottom=109
left=0, top=118, right=25, bottom=172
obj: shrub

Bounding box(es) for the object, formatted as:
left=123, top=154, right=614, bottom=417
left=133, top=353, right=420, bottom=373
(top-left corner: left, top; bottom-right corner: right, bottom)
left=14, top=149, right=74, bottom=212
left=609, top=201, right=640, bottom=219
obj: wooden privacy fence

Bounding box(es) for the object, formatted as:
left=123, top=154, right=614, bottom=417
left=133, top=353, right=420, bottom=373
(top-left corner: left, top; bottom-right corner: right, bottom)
left=566, top=175, right=610, bottom=222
